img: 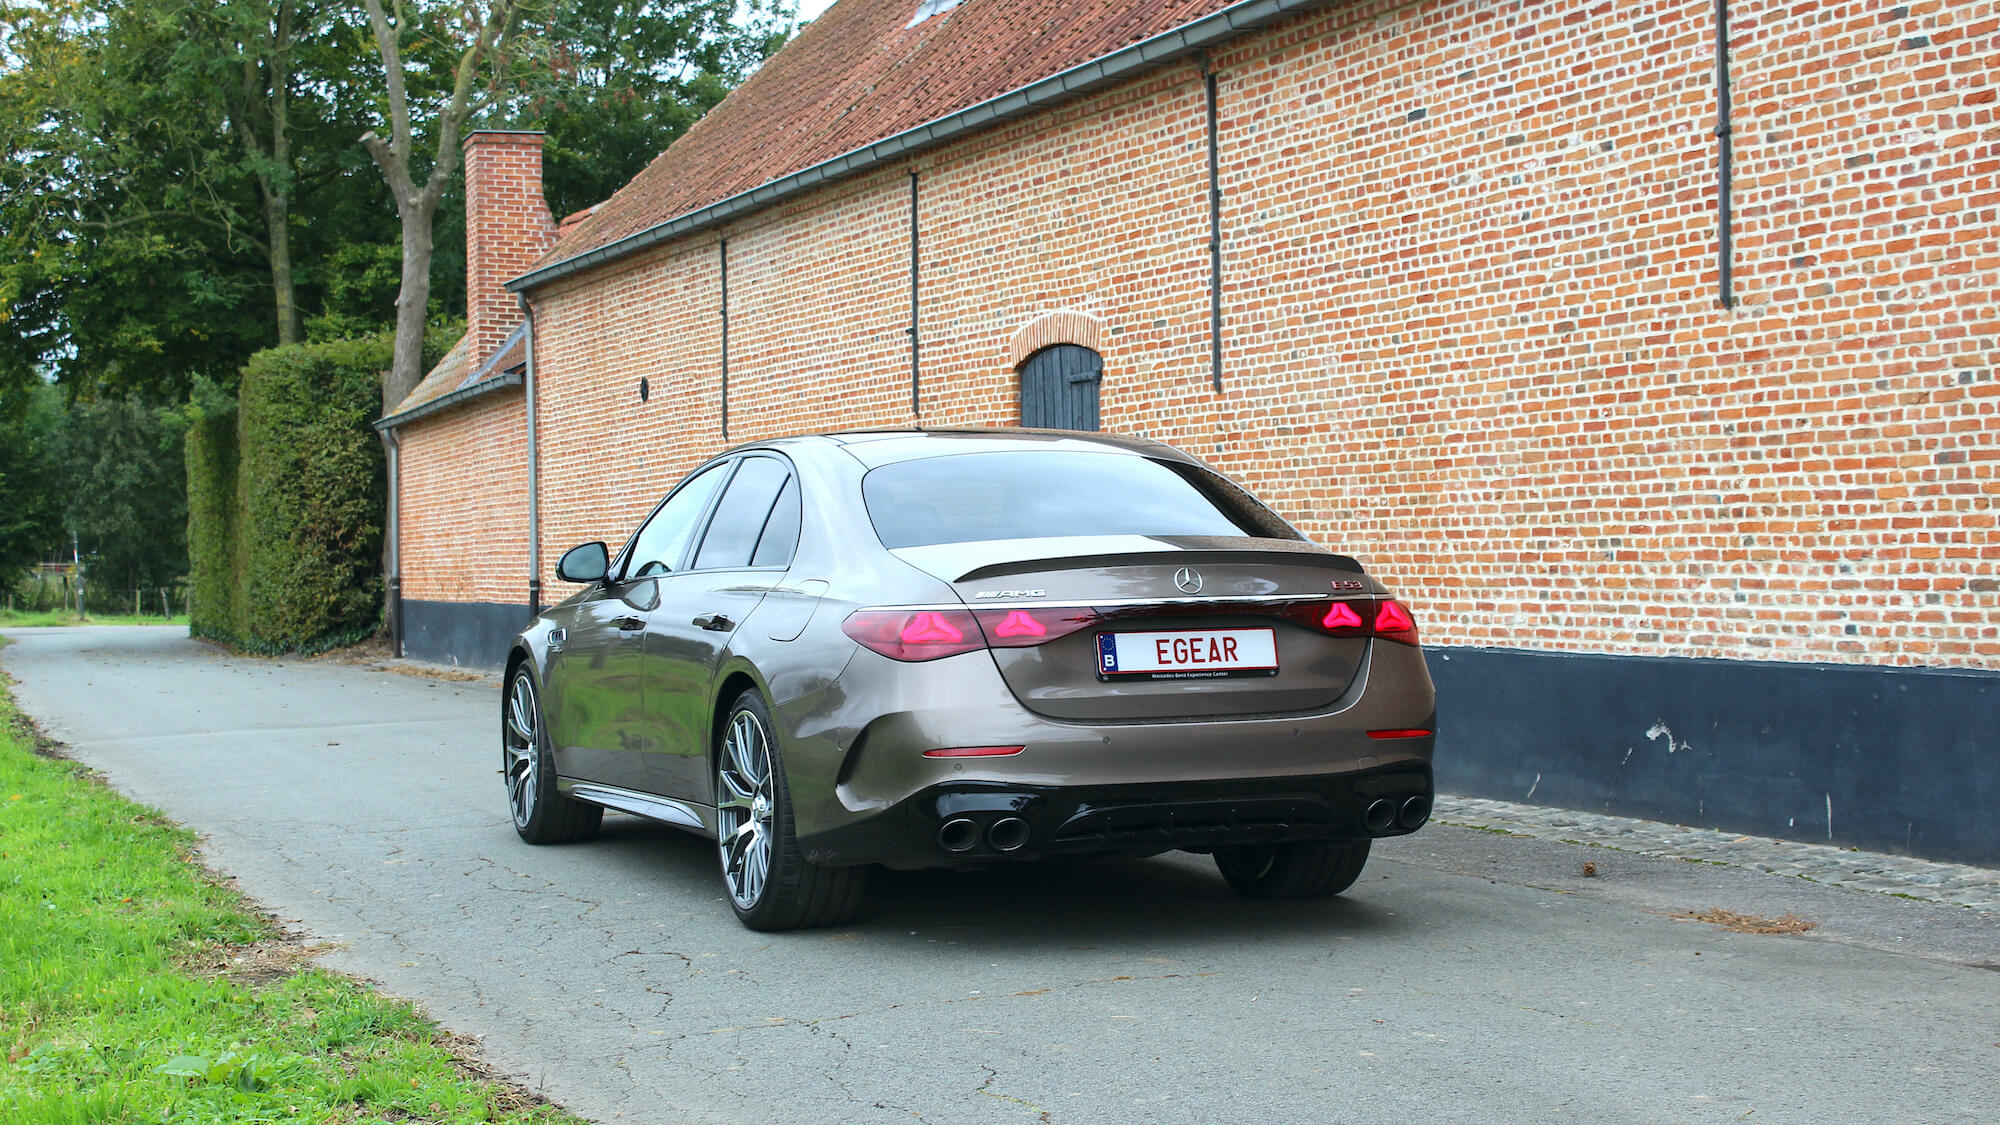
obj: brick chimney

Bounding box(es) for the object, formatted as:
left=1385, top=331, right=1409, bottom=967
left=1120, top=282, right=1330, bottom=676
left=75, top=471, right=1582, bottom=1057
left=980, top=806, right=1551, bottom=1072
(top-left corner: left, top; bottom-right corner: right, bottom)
left=462, top=131, right=556, bottom=368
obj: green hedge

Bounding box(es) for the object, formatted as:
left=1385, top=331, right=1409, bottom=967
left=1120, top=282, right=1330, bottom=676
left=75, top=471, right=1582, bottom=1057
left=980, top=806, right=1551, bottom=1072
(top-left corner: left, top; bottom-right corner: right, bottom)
left=185, top=326, right=459, bottom=654
left=183, top=406, right=239, bottom=642
left=236, top=335, right=394, bottom=652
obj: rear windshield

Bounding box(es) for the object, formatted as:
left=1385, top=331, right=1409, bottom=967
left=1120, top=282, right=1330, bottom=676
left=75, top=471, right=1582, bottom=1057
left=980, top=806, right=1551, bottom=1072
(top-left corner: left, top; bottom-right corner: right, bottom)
left=861, top=451, right=1299, bottom=549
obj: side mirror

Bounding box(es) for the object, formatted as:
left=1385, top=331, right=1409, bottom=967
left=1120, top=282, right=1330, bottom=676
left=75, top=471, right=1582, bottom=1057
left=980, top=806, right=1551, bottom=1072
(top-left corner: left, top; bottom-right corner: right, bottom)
left=556, top=541, right=609, bottom=584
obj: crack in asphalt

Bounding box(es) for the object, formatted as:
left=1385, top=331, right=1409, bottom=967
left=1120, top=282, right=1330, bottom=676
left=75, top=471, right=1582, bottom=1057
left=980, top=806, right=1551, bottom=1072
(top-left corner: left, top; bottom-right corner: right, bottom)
left=975, top=1065, right=1055, bottom=1123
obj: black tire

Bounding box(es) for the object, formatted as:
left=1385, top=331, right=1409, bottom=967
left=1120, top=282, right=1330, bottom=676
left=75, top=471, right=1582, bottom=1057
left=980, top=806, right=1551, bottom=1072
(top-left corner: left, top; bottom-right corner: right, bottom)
left=503, top=665, right=602, bottom=844
left=1214, top=838, right=1371, bottom=899
left=715, top=689, right=868, bottom=931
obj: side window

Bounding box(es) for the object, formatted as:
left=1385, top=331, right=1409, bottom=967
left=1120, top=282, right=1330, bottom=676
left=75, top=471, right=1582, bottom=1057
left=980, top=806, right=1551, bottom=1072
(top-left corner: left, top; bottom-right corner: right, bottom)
left=750, top=475, right=801, bottom=568
left=624, top=462, right=730, bottom=578
left=691, top=457, right=791, bottom=571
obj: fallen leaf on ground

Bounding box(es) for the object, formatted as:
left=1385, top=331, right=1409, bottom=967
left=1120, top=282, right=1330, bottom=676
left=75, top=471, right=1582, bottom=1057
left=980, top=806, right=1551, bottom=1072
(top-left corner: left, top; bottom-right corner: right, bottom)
left=1662, top=907, right=1815, bottom=934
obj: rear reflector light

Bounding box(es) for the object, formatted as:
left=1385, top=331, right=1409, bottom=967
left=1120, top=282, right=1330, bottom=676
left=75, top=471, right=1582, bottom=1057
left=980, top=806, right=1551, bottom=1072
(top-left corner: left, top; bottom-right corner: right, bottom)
left=1367, top=729, right=1433, bottom=740
left=921, top=745, right=1025, bottom=758
left=842, top=609, right=985, bottom=660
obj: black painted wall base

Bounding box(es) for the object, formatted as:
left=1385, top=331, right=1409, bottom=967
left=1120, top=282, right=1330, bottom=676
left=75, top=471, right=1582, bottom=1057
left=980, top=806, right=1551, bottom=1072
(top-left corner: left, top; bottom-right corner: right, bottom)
left=402, top=600, right=534, bottom=670
left=1428, top=646, right=1999, bottom=867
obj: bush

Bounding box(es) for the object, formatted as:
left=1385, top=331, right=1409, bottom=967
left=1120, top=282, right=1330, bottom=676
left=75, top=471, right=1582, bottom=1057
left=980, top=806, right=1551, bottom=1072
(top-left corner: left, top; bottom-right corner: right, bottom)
left=184, top=403, right=239, bottom=642
left=184, top=326, right=458, bottom=654
left=235, top=336, right=393, bottom=652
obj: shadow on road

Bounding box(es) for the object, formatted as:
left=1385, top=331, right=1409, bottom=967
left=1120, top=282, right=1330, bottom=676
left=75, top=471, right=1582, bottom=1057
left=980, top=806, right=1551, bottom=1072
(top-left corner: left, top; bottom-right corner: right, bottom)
left=573, top=812, right=1415, bottom=948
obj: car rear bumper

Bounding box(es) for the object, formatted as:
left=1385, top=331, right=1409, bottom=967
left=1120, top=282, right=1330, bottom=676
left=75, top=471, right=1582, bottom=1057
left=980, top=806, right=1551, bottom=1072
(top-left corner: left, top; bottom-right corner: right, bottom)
left=796, top=758, right=1432, bottom=867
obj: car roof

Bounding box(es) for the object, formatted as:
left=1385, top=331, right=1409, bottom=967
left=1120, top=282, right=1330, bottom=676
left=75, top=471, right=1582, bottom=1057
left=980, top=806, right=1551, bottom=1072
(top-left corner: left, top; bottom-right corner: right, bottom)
left=730, top=427, right=1192, bottom=470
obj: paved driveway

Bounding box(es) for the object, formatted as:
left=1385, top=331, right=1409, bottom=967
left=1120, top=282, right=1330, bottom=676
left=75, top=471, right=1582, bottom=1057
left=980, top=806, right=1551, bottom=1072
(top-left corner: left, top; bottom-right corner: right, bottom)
left=6, top=626, right=1998, bottom=1124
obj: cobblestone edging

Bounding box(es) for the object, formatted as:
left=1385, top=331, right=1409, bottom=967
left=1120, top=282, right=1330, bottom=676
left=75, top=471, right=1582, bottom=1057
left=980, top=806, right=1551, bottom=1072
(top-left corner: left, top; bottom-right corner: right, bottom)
left=1434, top=795, right=2000, bottom=913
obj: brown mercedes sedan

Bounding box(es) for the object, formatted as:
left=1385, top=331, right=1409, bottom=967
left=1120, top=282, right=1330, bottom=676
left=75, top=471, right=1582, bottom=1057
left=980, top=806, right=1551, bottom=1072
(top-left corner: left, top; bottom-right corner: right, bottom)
left=503, top=429, right=1436, bottom=930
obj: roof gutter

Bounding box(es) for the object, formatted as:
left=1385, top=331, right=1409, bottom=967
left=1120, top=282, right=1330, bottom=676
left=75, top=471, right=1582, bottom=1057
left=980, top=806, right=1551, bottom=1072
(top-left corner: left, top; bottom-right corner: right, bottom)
left=506, top=0, right=1335, bottom=294
left=373, top=369, right=524, bottom=432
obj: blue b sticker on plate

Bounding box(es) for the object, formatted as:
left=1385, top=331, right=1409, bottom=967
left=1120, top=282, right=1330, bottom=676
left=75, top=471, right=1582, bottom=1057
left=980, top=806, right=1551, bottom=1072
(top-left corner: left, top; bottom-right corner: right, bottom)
left=1097, top=632, right=1120, bottom=674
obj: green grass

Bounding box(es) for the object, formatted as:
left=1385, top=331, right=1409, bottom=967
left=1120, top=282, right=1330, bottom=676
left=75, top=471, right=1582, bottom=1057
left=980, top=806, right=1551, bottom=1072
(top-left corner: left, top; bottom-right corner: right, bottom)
left=0, top=654, right=576, bottom=1124
left=0, top=610, right=188, bottom=628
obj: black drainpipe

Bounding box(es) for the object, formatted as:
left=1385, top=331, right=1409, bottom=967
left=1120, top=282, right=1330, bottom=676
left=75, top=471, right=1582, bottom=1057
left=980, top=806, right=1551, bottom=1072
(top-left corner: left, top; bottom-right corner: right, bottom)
left=1201, top=54, right=1223, bottom=392
left=517, top=293, right=542, bottom=618
left=908, top=171, right=921, bottom=418
left=719, top=239, right=730, bottom=439
left=1714, top=0, right=1735, bottom=309
left=384, top=427, right=402, bottom=655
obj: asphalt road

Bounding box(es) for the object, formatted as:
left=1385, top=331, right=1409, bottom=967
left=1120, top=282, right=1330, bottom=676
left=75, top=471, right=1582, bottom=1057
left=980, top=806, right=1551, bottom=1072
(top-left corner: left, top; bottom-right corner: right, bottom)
left=6, top=626, right=1998, bottom=1124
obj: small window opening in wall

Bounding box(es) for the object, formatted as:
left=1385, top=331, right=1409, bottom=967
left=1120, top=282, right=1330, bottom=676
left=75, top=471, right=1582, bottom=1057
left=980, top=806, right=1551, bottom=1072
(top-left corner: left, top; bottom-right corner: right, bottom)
left=907, top=0, right=962, bottom=29
left=638, top=376, right=650, bottom=403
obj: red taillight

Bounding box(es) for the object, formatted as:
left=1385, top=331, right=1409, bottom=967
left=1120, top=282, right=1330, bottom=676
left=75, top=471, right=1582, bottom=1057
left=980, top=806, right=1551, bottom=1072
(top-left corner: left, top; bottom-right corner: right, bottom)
left=902, top=611, right=965, bottom=643
left=842, top=609, right=985, bottom=661
left=1284, top=598, right=1420, bottom=644
left=991, top=610, right=1045, bottom=638
left=921, top=745, right=1025, bottom=758
left=1374, top=600, right=1419, bottom=644
left=1321, top=601, right=1365, bottom=629
left=1367, top=728, right=1433, bottom=740
left=972, top=607, right=1099, bottom=648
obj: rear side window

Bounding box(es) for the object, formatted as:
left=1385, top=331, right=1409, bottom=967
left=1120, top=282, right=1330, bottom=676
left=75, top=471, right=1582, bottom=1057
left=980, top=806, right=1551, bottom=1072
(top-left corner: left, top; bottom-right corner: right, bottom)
left=861, top=451, right=1299, bottom=549
left=750, top=476, right=801, bottom=568
left=692, top=457, right=792, bottom=571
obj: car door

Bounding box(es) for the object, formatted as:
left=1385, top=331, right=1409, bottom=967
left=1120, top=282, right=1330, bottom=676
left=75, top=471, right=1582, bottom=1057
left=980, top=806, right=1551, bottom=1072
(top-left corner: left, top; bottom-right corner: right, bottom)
left=543, top=578, right=656, bottom=786
left=548, top=460, right=730, bottom=791
left=636, top=455, right=799, bottom=800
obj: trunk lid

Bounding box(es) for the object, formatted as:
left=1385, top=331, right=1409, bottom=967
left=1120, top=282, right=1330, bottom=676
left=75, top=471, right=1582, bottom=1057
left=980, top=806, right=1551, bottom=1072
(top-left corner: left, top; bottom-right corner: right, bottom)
left=894, top=536, right=1383, bottom=721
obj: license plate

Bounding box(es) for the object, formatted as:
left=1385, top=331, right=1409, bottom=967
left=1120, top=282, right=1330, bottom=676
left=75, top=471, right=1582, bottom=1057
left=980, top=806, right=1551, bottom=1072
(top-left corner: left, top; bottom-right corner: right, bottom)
left=1095, top=628, right=1278, bottom=680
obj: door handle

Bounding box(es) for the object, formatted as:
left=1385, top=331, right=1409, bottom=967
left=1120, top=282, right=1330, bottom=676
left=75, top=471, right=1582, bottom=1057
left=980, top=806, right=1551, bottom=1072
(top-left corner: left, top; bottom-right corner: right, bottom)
left=613, top=616, right=645, bottom=632
left=692, top=613, right=733, bottom=632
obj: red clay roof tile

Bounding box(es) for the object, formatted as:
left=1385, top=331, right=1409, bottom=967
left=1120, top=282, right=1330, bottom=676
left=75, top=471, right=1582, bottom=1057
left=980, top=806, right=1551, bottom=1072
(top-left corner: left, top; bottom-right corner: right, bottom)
left=538, top=0, right=1240, bottom=271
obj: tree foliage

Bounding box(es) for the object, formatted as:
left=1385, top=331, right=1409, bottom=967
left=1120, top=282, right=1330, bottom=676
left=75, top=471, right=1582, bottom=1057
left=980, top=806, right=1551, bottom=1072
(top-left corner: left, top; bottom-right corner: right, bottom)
left=0, top=382, right=189, bottom=592
left=523, top=0, right=792, bottom=220
left=3, top=0, right=790, bottom=617
left=0, top=386, right=62, bottom=578
left=356, top=0, right=795, bottom=409
left=47, top=390, right=192, bottom=592
left=0, top=0, right=429, bottom=401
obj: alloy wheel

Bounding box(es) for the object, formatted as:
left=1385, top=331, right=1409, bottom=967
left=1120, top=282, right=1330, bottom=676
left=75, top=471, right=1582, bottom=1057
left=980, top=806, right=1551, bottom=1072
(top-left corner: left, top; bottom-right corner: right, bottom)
left=717, top=707, right=776, bottom=909
left=503, top=671, right=540, bottom=828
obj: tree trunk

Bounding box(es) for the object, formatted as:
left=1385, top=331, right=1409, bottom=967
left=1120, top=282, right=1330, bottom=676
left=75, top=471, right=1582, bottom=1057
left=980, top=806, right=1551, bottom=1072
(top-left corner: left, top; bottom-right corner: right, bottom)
left=382, top=195, right=436, bottom=414
left=268, top=0, right=298, bottom=345
left=267, top=189, right=301, bottom=345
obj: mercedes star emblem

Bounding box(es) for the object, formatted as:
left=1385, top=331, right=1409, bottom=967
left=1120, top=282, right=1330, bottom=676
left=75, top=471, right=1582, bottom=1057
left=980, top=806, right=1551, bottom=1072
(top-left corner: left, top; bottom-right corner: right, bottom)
left=1173, top=567, right=1203, bottom=594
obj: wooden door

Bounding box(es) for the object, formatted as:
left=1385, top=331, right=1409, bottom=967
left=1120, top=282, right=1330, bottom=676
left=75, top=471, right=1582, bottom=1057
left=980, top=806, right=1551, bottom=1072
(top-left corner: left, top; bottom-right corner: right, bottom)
left=1019, top=345, right=1102, bottom=431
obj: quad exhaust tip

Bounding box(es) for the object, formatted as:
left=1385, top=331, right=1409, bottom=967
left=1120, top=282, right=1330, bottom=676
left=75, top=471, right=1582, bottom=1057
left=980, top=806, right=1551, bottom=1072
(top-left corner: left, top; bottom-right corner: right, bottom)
left=987, top=817, right=1031, bottom=853
left=1399, top=795, right=1431, bottom=830
left=1364, top=799, right=1397, bottom=834
left=937, top=817, right=980, bottom=853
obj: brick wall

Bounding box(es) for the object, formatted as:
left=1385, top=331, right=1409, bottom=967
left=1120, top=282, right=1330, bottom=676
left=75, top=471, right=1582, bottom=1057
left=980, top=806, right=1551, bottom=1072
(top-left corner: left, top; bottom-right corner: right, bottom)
left=398, top=392, right=528, bottom=605
left=402, top=0, right=1998, bottom=672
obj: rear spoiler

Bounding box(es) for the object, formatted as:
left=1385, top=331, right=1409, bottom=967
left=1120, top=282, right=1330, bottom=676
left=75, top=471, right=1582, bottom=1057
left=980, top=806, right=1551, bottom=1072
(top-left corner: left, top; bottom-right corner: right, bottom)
left=956, top=548, right=1366, bottom=584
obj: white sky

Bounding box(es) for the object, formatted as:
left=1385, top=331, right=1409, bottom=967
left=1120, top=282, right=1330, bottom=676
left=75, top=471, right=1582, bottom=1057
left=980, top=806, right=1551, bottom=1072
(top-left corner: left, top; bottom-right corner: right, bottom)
left=795, top=0, right=837, bottom=21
